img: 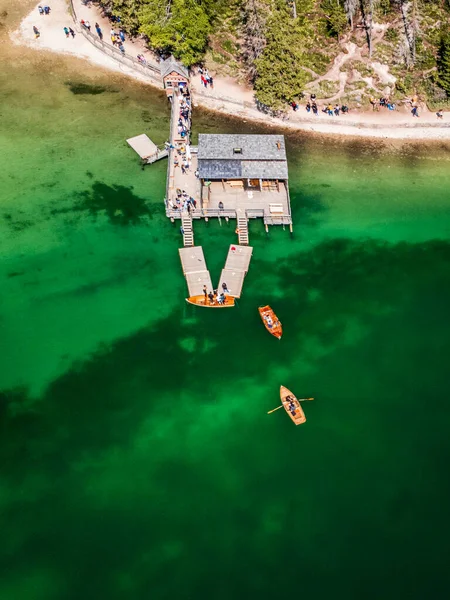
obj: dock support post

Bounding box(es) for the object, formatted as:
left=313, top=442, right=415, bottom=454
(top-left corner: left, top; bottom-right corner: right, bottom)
left=265, top=223, right=269, bottom=233
left=289, top=223, right=293, bottom=233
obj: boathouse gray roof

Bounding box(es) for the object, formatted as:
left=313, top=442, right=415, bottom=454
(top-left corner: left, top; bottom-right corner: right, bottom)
left=160, top=57, right=189, bottom=80
left=197, top=134, right=288, bottom=180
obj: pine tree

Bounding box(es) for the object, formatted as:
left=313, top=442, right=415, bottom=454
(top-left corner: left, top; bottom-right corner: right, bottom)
left=241, top=0, right=269, bottom=83
left=254, top=0, right=313, bottom=108
left=438, top=29, right=450, bottom=95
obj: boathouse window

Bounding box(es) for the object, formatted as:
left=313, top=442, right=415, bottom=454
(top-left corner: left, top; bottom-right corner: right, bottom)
left=233, top=148, right=242, bottom=154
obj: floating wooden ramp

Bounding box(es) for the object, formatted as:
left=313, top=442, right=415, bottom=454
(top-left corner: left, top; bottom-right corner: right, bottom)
left=126, top=134, right=168, bottom=164
left=179, top=247, right=234, bottom=308
left=218, top=245, right=253, bottom=299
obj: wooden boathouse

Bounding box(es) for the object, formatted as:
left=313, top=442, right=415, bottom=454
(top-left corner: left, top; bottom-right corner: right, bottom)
left=197, top=134, right=292, bottom=229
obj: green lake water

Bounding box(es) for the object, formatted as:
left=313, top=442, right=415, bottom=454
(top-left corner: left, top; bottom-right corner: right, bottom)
left=1, top=3, right=450, bottom=598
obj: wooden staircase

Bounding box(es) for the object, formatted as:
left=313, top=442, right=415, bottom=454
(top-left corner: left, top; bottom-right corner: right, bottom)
left=237, top=216, right=249, bottom=246
left=182, top=213, right=194, bottom=247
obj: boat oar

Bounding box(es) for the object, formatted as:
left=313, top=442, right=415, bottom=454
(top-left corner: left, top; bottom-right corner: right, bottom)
left=267, top=398, right=314, bottom=414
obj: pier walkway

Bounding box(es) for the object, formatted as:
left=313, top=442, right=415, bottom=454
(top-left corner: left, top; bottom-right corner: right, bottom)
left=218, top=245, right=253, bottom=299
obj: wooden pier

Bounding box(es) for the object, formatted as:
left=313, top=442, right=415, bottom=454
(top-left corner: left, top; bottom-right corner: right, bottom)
left=218, top=245, right=253, bottom=299
left=179, top=246, right=235, bottom=308
left=126, top=58, right=296, bottom=307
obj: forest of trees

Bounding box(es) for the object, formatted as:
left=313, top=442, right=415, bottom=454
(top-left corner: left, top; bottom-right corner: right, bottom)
left=99, top=0, right=450, bottom=109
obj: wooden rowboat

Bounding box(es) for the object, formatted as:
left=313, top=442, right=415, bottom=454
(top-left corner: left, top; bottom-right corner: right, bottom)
left=258, top=305, right=282, bottom=339
left=186, top=294, right=235, bottom=308
left=280, top=386, right=306, bottom=425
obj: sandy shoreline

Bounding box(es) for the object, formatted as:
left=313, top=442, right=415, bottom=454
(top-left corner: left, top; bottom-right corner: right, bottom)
left=12, top=0, right=450, bottom=141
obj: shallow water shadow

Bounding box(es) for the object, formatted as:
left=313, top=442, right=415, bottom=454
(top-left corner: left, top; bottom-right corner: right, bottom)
left=65, top=82, right=113, bottom=95
left=72, top=182, right=155, bottom=225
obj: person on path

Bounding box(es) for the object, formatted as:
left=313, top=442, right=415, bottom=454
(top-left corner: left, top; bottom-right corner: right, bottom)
left=95, top=23, right=102, bottom=39
left=334, top=104, right=340, bottom=116
left=38, top=5, right=44, bottom=15
left=306, top=101, right=311, bottom=113
left=33, top=25, right=40, bottom=38
left=69, top=27, right=75, bottom=38
left=437, top=109, right=444, bottom=119
left=209, top=76, right=214, bottom=88
left=85, top=21, right=91, bottom=31
left=119, top=30, right=125, bottom=42
left=63, top=26, right=69, bottom=38
left=412, top=105, right=419, bottom=117
left=118, top=43, right=125, bottom=55
left=44, top=5, right=50, bottom=15
left=312, top=102, right=318, bottom=115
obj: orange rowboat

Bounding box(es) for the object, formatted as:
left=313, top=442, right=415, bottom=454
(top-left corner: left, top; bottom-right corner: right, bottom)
left=258, top=305, right=282, bottom=339
left=186, top=294, right=235, bottom=308
left=280, top=386, right=307, bottom=425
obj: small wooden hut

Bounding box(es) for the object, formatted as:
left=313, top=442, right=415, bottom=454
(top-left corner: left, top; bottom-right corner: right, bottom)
left=161, top=57, right=189, bottom=98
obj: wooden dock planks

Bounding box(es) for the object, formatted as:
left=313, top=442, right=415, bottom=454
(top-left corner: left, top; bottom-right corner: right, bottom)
left=179, top=247, right=213, bottom=297
left=218, top=244, right=253, bottom=298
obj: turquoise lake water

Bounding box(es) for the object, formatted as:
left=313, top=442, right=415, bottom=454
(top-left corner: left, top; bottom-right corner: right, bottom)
left=1, top=3, right=450, bottom=598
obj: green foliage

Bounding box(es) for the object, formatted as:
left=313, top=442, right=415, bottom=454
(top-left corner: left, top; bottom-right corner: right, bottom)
left=253, top=0, right=314, bottom=108
left=438, top=27, right=450, bottom=95
left=320, top=0, right=348, bottom=38
left=395, top=73, right=414, bottom=95
left=138, top=0, right=210, bottom=66
left=384, top=26, right=399, bottom=43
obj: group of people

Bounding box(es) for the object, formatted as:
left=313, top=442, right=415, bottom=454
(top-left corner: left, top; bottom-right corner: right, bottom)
left=34, top=3, right=51, bottom=36
left=290, top=94, right=349, bottom=116
left=203, top=283, right=230, bottom=306
left=63, top=26, right=75, bottom=38
left=321, top=103, right=349, bottom=116
left=198, top=67, right=214, bottom=89
left=370, top=96, right=396, bottom=111
left=176, top=90, right=191, bottom=141
left=173, top=189, right=197, bottom=213
left=110, top=28, right=126, bottom=54
left=285, top=395, right=297, bottom=416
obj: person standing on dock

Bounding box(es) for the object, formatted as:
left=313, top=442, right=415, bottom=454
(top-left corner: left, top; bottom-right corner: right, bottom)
left=222, top=282, right=230, bottom=294
left=203, top=285, right=207, bottom=300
